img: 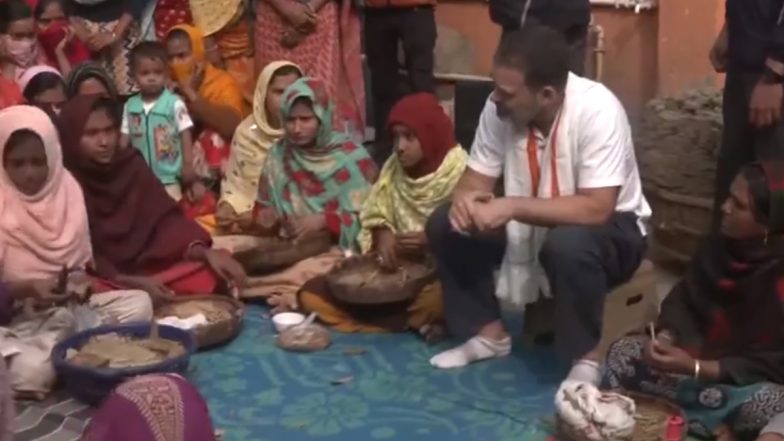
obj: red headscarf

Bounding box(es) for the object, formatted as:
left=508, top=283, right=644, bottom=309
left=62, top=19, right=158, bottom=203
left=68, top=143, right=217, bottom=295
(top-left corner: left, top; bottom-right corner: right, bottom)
left=386, top=93, right=456, bottom=178
left=58, top=95, right=210, bottom=278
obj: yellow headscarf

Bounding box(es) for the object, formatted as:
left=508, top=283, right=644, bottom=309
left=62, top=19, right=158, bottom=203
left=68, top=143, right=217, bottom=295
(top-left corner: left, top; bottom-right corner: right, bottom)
left=168, top=24, right=248, bottom=117
left=219, top=61, right=302, bottom=214
left=357, top=146, right=468, bottom=253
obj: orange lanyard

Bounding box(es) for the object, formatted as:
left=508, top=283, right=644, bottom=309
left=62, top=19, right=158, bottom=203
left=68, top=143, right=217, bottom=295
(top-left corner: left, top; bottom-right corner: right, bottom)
left=525, top=111, right=562, bottom=198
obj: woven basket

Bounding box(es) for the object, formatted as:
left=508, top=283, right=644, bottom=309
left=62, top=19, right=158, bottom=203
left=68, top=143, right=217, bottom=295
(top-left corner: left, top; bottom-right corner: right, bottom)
left=154, top=295, right=245, bottom=349
left=51, top=323, right=195, bottom=405
left=555, top=391, right=686, bottom=441
left=233, top=232, right=332, bottom=275
left=326, top=254, right=435, bottom=305
left=645, top=185, right=712, bottom=267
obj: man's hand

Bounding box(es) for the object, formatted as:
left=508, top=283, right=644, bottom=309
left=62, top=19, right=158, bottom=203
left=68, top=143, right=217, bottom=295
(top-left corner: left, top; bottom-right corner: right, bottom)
left=472, top=197, right=513, bottom=233
left=750, top=81, right=783, bottom=128
left=709, top=26, right=728, bottom=73
left=449, top=191, right=493, bottom=233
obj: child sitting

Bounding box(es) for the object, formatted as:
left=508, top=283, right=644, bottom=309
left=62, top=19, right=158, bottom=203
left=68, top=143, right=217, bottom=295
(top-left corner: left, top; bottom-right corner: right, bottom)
left=120, top=41, right=204, bottom=203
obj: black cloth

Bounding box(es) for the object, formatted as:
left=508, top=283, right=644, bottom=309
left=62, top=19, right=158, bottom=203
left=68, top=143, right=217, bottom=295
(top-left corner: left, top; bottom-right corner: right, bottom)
left=489, top=0, right=590, bottom=33
left=66, top=0, right=132, bottom=23
left=425, top=203, right=645, bottom=360
left=657, top=236, right=784, bottom=385
left=365, top=6, right=436, bottom=165
left=711, top=68, right=784, bottom=230
left=726, top=0, right=784, bottom=71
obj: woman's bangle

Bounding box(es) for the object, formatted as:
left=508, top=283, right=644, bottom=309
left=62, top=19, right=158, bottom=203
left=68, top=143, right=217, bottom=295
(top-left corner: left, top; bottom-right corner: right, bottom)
left=693, top=359, right=702, bottom=380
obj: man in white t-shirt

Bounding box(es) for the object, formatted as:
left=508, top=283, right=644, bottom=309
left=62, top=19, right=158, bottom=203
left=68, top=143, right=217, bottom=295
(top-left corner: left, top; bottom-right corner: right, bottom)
left=425, top=25, right=651, bottom=381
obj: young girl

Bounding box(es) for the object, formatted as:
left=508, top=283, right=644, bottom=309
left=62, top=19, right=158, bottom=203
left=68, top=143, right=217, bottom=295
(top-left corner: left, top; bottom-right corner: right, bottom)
left=0, top=0, right=47, bottom=82
left=34, top=0, right=89, bottom=75
left=17, top=65, right=65, bottom=113
left=298, top=93, right=467, bottom=338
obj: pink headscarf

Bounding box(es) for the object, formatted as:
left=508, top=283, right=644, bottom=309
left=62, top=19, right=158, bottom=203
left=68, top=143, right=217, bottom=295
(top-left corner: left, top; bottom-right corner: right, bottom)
left=15, top=65, right=61, bottom=95
left=0, top=105, right=92, bottom=281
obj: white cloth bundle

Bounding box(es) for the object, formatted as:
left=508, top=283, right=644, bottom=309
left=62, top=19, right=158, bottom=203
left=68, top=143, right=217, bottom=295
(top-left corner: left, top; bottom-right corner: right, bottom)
left=555, top=380, right=636, bottom=441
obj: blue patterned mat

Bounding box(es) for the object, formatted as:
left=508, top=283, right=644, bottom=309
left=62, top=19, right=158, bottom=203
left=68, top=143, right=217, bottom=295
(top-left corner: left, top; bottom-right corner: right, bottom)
left=190, top=305, right=566, bottom=441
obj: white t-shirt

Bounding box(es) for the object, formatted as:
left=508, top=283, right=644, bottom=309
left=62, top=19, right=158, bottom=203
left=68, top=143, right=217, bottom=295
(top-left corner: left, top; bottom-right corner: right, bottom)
left=120, top=96, right=194, bottom=135
left=468, top=73, right=651, bottom=234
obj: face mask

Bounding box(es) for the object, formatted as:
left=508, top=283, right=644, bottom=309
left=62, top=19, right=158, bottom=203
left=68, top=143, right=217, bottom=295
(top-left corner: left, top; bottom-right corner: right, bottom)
left=37, top=20, right=68, bottom=49
left=3, top=36, right=38, bottom=68
left=170, top=61, right=193, bottom=85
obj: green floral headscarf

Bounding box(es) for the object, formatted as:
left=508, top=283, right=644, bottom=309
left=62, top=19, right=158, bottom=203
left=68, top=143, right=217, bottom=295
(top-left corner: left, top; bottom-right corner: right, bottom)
left=258, top=77, right=377, bottom=250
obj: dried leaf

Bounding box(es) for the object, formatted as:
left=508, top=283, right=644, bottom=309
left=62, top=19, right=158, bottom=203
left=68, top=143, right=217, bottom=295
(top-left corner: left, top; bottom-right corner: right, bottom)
left=342, top=347, right=366, bottom=356
left=330, top=375, right=353, bottom=386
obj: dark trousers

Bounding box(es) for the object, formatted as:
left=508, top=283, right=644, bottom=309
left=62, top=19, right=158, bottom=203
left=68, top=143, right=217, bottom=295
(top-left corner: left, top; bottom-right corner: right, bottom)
left=365, top=6, right=437, bottom=164
left=712, top=67, right=784, bottom=230
left=425, top=203, right=646, bottom=360
left=501, top=23, right=588, bottom=76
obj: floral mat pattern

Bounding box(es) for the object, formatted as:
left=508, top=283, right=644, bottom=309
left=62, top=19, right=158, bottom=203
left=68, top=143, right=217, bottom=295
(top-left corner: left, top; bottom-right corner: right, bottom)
left=189, top=305, right=568, bottom=441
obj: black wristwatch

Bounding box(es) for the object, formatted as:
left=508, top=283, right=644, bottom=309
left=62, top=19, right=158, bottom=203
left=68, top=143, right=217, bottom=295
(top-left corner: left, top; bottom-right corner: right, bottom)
left=761, top=65, right=784, bottom=84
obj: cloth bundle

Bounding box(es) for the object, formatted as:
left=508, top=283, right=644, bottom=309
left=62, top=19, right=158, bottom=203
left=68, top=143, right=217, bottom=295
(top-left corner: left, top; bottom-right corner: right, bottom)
left=555, top=380, right=636, bottom=441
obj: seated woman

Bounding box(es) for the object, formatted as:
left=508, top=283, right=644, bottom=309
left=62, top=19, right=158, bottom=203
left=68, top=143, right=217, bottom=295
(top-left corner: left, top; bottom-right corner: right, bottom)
left=298, top=93, right=466, bottom=337
left=58, top=95, right=247, bottom=299
left=215, top=60, right=302, bottom=238
left=18, top=65, right=65, bottom=113
left=246, top=77, right=376, bottom=310
left=605, top=162, right=784, bottom=441
left=165, top=24, right=247, bottom=184
left=0, top=105, right=152, bottom=399
left=84, top=374, right=215, bottom=441
left=64, top=61, right=118, bottom=99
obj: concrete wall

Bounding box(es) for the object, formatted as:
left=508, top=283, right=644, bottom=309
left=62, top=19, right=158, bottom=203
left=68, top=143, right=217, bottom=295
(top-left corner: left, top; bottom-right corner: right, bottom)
left=433, top=0, right=725, bottom=121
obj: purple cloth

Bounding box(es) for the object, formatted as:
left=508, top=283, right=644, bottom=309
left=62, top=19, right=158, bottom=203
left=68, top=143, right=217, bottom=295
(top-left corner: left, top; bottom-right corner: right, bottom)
left=0, top=284, right=14, bottom=326
left=84, top=374, right=216, bottom=441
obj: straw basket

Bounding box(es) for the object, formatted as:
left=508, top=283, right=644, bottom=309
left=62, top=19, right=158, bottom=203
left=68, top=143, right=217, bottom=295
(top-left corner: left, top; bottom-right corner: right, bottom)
left=326, top=254, right=435, bottom=305
left=154, top=295, right=245, bottom=349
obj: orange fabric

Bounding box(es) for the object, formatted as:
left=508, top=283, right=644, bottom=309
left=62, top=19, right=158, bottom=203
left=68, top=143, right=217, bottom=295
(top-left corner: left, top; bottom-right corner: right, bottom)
left=170, top=24, right=249, bottom=118
left=0, top=77, right=22, bottom=110
left=215, top=19, right=255, bottom=105
left=298, top=281, right=444, bottom=333
left=525, top=111, right=563, bottom=197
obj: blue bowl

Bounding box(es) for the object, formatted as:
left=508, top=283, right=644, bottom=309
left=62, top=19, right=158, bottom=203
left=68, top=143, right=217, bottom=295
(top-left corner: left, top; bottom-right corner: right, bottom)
left=52, top=323, right=196, bottom=405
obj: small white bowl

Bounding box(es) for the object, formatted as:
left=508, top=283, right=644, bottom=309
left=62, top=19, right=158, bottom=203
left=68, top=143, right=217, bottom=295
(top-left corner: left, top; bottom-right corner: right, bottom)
left=272, top=312, right=305, bottom=333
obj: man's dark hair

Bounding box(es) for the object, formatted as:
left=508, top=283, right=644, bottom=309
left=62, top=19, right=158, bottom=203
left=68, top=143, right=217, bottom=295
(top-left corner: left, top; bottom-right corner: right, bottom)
left=129, top=41, right=168, bottom=71
left=494, top=25, right=571, bottom=91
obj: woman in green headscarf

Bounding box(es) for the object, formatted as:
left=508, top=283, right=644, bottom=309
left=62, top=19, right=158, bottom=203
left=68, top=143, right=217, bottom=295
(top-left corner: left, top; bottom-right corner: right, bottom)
left=244, top=77, right=377, bottom=311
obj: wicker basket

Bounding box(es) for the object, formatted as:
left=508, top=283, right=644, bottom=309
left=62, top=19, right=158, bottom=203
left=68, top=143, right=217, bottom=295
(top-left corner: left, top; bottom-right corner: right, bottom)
left=555, top=391, right=686, bottom=441
left=233, top=232, right=332, bottom=274
left=154, top=295, right=245, bottom=349
left=326, top=254, right=435, bottom=305
left=51, top=323, right=195, bottom=405
left=644, top=185, right=713, bottom=266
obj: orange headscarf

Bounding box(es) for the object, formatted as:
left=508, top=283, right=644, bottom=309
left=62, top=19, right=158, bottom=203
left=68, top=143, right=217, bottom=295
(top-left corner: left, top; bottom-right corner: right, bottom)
left=168, top=24, right=248, bottom=117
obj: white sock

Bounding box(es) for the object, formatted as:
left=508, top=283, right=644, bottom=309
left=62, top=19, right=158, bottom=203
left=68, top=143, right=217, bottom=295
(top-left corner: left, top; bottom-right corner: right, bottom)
left=429, top=335, right=511, bottom=369
left=566, top=359, right=602, bottom=386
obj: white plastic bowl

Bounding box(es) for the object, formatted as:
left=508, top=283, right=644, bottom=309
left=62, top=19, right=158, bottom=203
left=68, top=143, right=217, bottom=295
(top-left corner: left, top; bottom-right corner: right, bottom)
left=272, top=312, right=305, bottom=333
